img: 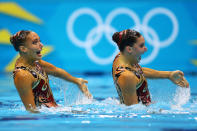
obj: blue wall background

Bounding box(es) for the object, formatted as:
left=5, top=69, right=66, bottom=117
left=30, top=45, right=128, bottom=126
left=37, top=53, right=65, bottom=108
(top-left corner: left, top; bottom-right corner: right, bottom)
left=0, top=0, right=197, bottom=73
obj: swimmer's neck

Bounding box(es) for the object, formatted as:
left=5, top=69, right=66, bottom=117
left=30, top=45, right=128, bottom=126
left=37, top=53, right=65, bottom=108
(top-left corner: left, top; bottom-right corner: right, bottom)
left=119, top=52, right=138, bottom=66
left=17, top=55, right=38, bottom=67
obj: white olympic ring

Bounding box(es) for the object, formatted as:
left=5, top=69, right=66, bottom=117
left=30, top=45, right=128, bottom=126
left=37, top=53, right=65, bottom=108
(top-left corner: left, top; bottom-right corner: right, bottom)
left=66, top=7, right=179, bottom=65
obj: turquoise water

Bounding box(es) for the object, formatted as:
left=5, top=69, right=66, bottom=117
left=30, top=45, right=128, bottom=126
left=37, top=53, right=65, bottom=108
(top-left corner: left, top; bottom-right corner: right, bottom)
left=0, top=73, right=197, bottom=131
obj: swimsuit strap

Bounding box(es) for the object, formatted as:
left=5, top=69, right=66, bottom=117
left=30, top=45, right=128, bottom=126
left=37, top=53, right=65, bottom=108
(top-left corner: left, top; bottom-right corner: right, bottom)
left=13, top=66, right=38, bottom=79
left=114, top=66, right=141, bottom=81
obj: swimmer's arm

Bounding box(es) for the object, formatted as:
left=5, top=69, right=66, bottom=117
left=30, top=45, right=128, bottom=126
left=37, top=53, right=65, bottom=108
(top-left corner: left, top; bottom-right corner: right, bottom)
left=40, top=60, right=92, bottom=98
left=14, top=70, right=39, bottom=113
left=142, top=67, right=170, bottom=79
left=118, top=73, right=138, bottom=106
left=40, top=60, right=81, bottom=84
left=142, top=68, right=189, bottom=87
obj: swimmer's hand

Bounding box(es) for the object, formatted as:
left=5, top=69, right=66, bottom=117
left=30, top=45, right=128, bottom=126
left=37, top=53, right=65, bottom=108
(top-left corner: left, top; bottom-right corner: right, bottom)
left=76, top=78, right=93, bottom=99
left=169, top=70, right=189, bottom=88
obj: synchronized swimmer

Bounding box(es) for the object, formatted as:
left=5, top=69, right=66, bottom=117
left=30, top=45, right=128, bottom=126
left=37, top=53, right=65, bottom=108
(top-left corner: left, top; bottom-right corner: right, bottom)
left=10, top=30, right=92, bottom=113
left=112, top=29, right=189, bottom=106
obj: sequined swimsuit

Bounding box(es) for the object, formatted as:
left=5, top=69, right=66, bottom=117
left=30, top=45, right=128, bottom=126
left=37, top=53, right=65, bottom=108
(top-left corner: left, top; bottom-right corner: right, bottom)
left=13, top=62, right=57, bottom=107
left=112, top=54, right=151, bottom=105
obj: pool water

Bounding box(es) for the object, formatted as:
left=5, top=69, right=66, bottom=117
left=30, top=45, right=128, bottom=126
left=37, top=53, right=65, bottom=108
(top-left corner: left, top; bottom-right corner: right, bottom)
left=0, top=73, right=197, bottom=131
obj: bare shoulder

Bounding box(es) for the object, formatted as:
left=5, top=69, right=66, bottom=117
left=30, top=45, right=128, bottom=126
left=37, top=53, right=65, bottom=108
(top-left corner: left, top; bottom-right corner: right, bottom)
left=118, top=70, right=138, bottom=87
left=14, top=69, right=33, bottom=79
left=14, top=69, right=34, bottom=86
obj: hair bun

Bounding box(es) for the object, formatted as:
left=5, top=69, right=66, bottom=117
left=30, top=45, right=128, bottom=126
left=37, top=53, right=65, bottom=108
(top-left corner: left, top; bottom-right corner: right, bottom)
left=112, top=32, right=120, bottom=45
left=10, top=35, right=15, bottom=45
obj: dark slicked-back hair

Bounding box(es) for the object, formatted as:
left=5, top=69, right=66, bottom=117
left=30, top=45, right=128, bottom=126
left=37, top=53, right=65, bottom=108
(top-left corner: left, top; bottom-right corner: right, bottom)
left=10, top=30, right=31, bottom=51
left=112, top=29, right=141, bottom=52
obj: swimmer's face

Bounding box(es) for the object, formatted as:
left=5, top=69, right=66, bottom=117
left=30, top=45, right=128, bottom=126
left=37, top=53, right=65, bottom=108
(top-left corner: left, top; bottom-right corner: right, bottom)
left=131, top=35, right=147, bottom=62
left=21, top=32, right=43, bottom=60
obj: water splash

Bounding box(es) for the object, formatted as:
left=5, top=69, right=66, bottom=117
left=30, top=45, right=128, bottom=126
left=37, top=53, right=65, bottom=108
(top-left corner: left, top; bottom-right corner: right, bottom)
left=34, top=77, right=195, bottom=115
left=171, top=86, right=190, bottom=109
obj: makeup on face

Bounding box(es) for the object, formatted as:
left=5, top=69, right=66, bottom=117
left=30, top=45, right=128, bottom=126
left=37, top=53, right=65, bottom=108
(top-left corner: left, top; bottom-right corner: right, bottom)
left=25, top=32, right=43, bottom=60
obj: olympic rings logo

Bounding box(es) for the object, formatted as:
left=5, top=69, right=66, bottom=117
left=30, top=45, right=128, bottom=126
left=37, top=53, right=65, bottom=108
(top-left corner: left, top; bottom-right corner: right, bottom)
left=66, top=7, right=178, bottom=65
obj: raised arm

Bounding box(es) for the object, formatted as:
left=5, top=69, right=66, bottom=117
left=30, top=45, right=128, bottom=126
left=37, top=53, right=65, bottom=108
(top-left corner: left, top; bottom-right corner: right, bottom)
left=142, top=67, right=189, bottom=88
left=14, top=70, right=39, bottom=113
left=39, top=60, right=92, bottom=98
left=117, top=72, right=138, bottom=105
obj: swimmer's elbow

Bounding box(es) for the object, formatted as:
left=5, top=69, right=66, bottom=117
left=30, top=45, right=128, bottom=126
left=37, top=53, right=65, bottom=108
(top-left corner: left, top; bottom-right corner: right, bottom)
left=26, top=108, right=40, bottom=113
left=24, top=104, right=39, bottom=113
left=122, top=90, right=138, bottom=106
left=124, top=100, right=138, bottom=106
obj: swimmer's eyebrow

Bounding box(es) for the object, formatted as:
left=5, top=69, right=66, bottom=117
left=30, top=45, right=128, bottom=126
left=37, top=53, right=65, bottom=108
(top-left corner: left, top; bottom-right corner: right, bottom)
left=32, top=38, right=40, bottom=44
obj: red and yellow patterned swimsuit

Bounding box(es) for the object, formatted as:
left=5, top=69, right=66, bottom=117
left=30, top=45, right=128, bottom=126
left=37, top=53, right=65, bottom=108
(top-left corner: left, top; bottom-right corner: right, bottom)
left=13, top=62, right=57, bottom=107
left=112, top=54, right=151, bottom=105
